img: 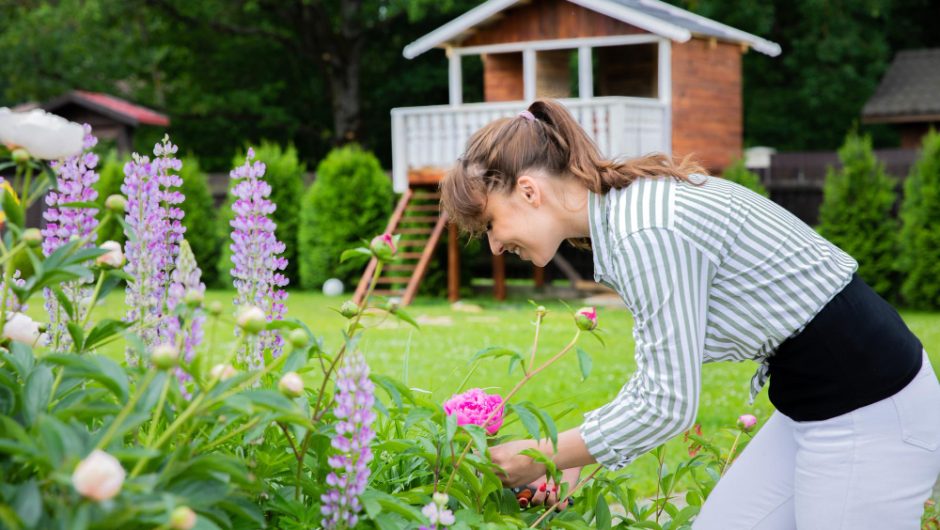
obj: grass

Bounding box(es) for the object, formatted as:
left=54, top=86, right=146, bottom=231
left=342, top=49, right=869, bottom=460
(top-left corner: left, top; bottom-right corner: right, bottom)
left=25, top=290, right=940, bottom=496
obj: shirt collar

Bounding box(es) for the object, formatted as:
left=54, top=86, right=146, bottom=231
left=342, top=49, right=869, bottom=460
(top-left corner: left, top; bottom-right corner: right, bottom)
left=587, top=190, right=611, bottom=283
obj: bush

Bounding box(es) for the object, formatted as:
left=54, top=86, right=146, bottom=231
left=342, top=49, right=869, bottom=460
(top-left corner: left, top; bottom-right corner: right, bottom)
left=177, top=156, right=218, bottom=286
left=818, top=132, right=899, bottom=299
left=720, top=158, right=768, bottom=197
left=898, top=129, right=940, bottom=309
left=93, top=151, right=126, bottom=245
left=215, top=142, right=306, bottom=287
left=298, top=145, right=393, bottom=289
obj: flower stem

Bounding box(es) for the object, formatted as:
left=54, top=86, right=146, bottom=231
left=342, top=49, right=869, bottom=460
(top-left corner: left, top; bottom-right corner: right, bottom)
left=199, top=417, right=261, bottom=452
left=529, top=467, right=602, bottom=528
left=129, top=372, right=172, bottom=477
left=95, top=369, right=157, bottom=450
left=722, top=431, right=743, bottom=476
left=78, top=269, right=108, bottom=330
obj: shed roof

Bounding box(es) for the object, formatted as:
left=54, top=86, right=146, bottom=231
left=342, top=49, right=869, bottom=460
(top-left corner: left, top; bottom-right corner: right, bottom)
left=403, top=0, right=781, bottom=59
left=862, top=49, right=940, bottom=124
left=42, top=91, right=170, bottom=128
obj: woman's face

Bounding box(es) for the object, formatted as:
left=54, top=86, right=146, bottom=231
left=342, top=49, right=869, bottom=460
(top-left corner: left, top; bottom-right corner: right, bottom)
left=482, top=178, right=563, bottom=268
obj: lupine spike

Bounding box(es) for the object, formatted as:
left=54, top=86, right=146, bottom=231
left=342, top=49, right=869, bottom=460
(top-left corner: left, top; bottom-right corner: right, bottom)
left=166, top=239, right=205, bottom=396
left=41, top=124, right=99, bottom=348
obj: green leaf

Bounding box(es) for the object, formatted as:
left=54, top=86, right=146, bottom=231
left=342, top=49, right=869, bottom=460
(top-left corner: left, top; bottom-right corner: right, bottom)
left=444, top=410, right=457, bottom=445
left=371, top=374, right=414, bottom=409
left=66, top=322, right=85, bottom=351
left=532, top=405, right=559, bottom=451
left=23, top=365, right=53, bottom=426
left=84, top=319, right=132, bottom=351
left=11, top=479, right=40, bottom=528
left=576, top=347, right=592, bottom=381
left=1, top=187, right=24, bottom=228
left=50, top=286, right=76, bottom=321
left=508, top=402, right=540, bottom=441
left=391, top=307, right=420, bottom=330
left=469, top=346, right=522, bottom=364
left=3, top=342, right=35, bottom=379
left=595, top=494, right=612, bottom=530
left=340, top=247, right=372, bottom=263
left=460, top=424, right=488, bottom=457
left=58, top=201, right=100, bottom=209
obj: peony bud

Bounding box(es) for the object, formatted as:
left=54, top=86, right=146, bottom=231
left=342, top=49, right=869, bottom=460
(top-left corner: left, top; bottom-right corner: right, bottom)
left=96, top=241, right=124, bottom=268
left=183, top=289, right=204, bottom=307
left=169, top=506, right=197, bottom=530
left=11, top=148, right=30, bottom=164
left=278, top=372, right=304, bottom=398
left=433, top=492, right=449, bottom=506
left=339, top=300, right=360, bottom=318
left=574, top=307, right=598, bottom=331
left=535, top=305, right=547, bottom=318
left=369, top=233, right=397, bottom=261
left=737, top=414, right=758, bottom=432
left=71, top=449, right=125, bottom=501
left=288, top=328, right=308, bottom=349
left=104, top=194, right=128, bottom=212
left=210, top=363, right=237, bottom=381
left=207, top=301, right=223, bottom=316
left=152, top=343, right=179, bottom=370
left=2, top=312, right=44, bottom=345
left=22, top=228, right=42, bottom=247
left=236, top=305, right=266, bottom=334
left=385, top=297, right=401, bottom=314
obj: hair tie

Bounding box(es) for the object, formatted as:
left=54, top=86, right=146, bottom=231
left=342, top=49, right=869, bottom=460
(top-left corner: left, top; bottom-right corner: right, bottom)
left=518, top=110, right=536, bottom=122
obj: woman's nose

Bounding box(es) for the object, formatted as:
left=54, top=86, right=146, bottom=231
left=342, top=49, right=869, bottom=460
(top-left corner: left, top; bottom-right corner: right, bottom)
left=487, top=234, right=503, bottom=255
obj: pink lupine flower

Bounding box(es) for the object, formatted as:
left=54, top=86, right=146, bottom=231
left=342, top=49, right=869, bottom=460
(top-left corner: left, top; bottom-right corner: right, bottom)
left=737, top=414, right=758, bottom=432
left=443, top=388, right=504, bottom=435
left=574, top=307, right=598, bottom=331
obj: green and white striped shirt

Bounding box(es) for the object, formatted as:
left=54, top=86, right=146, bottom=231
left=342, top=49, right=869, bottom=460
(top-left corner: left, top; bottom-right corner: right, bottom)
left=580, top=175, right=857, bottom=470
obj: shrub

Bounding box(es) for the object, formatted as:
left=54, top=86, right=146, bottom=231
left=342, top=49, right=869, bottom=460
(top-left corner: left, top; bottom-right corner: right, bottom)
left=818, top=132, right=899, bottom=299
left=898, top=129, right=940, bottom=309
left=215, top=142, right=305, bottom=287
left=720, top=158, right=768, bottom=197
left=299, top=145, right=393, bottom=289
left=177, top=156, right=218, bottom=286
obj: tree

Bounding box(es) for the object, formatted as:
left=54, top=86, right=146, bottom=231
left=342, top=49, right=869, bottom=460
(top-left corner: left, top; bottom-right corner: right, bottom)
left=818, top=132, right=899, bottom=299
left=898, top=129, right=940, bottom=309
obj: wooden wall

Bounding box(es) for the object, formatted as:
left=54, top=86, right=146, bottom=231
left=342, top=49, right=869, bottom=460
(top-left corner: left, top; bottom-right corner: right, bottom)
left=671, top=38, right=743, bottom=171
left=483, top=53, right=524, bottom=101
left=596, top=44, right=657, bottom=98
left=462, top=0, right=645, bottom=46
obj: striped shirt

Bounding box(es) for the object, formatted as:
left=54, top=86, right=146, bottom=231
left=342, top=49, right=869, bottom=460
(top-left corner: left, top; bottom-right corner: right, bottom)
left=579, top=175, right=857, bottom=470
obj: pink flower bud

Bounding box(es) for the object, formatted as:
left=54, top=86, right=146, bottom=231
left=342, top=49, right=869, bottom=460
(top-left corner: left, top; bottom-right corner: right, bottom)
left=369, top=233, right=397, bottom=261
left=152, top=343, right=179, bottom=370
left=574, top=307, right=598, bottom=331
left=236, top=305, right=266, bottom=334
left=278, top=372, right=304, bottom=398
left=737, top=414, right=758, bottom=432
left=443, top=388, right=504, bottom=435
left=72, top=449, right=125, bottom=501
left=170, top=506, right=197, bottom=530
left=96, top=241, right=125, bottom=268
left=210, top=363, right=237, bottom=381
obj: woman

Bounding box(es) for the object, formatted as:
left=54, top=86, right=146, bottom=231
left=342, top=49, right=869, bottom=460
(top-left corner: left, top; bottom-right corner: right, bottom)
left=439, top=99, right=940, bottom=528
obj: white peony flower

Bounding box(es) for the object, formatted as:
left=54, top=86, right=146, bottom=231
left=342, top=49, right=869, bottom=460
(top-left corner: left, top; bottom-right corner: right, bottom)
left=0, top=107, right=84, bottom=160
left=2, top=312, right=44, bottom=345
left=72, top=449, right=126, bottom=501
left=278, top=372, right=304, bottom=398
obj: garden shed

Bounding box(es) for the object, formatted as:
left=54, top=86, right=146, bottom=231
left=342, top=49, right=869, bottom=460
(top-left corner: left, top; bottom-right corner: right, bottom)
left=862, top=48, right=940, bottom=148
left=363, top=0, right=781, bottom=304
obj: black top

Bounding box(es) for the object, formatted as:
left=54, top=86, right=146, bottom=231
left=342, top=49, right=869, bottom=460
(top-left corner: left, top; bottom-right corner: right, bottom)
left=768, top=274, right=923, bottom=421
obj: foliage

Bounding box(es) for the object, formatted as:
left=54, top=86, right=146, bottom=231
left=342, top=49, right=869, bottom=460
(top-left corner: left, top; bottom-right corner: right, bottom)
left=215, top=142, right=305, bottom=287
left=720, top=158, right=768, bottom=197
left=898, top=129, right=940, bottom=309
left=93, top=151, right=126, bottom=245
left=818, top=132, right=899, bottom=299
left=298, top=145, right=393, bottom=290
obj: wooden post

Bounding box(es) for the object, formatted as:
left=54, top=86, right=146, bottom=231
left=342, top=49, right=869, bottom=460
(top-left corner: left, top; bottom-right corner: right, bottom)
left=493, top=254, right=506, bottom=301
left=448, top=222, right=460, bottom=302
left=534, top=265, right=545, bottom=289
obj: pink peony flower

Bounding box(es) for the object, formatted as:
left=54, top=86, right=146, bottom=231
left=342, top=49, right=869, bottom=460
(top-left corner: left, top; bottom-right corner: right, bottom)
left=574, top=307, right=598, bottom=331
left=737, top=414, right=758, bottom=432
left=443, top=388, right=504, bottom=435
left=369, top=233, right=397, bottom=261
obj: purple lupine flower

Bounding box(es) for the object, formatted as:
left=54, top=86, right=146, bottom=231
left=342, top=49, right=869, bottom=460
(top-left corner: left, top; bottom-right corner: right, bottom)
left=228, top=147, right=288, bottom=369
left=321, top=352, right=376, bottom=530
left=1, top=271, right=27, bottom=314
left=41, top=124, right=99, bottom=348
left=166, top=239, right=205, bottom=396
left=122, top=135, right=183, bottom=364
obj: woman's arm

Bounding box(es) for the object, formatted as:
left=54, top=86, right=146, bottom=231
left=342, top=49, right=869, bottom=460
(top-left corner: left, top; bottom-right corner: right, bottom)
left=490, top=427, right=595, bottom=488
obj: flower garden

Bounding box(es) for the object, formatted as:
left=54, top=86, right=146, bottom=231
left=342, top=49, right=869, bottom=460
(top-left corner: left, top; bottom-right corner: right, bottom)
left=0, top=111, right=938, bottom=530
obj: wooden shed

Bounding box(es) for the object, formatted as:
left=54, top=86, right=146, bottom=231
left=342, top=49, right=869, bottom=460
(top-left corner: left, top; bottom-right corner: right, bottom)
left=862, top=48, right=940, bottom=148
left=358, top=0, right=781, bottom=305
left=42, top=91, right=170, bottom=154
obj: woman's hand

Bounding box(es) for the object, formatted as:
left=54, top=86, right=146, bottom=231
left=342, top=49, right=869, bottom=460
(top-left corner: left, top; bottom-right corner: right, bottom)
left=527, top=467, right=583, bottom=509
left=489, top=438, right=545, bottom=488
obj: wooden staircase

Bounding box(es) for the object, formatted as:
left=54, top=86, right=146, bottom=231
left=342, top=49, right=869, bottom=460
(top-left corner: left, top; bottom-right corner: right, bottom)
left=352, top=188, right=448, bottom=306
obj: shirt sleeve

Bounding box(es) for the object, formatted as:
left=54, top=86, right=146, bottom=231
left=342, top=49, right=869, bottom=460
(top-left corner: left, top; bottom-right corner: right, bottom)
left=580, top=227, right=713, bottom=470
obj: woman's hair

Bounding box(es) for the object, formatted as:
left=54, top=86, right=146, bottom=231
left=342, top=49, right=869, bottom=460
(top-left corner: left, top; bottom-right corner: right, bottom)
left=440, top=98, right=705, bottom=237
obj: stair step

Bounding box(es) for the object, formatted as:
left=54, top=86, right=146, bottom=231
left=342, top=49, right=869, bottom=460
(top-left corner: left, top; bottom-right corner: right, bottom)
left=400, top=216, right=439, bottom=223
left=386, top=264, right=417, bottom=272
left=372, top=289, right=404, bottom=296
left=376, top=277, right=412, bottom=284
left=397, top=227, right=434, bottom=235
left=412, top=192, right=441, bottom=200
left=400, top=252, right=425, bottom=259
left=406, top=204, right=441, bottom=212
left=399, top=239, right=429, bottom=247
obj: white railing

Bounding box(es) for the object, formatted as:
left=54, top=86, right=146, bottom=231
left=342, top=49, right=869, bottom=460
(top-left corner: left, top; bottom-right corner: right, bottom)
left=390, top=96, right=670, bottom=192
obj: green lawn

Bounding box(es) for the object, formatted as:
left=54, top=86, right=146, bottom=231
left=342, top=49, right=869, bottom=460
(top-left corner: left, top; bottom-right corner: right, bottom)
left=25, top=290, right=940, bottom=495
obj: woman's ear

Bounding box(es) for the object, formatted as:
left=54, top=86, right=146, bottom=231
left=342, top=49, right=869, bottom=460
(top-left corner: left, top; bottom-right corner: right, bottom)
left=516, top=174, right=542, bottom=207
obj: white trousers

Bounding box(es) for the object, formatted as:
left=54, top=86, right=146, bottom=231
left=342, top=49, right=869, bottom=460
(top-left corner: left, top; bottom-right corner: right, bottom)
left=694, top=352, right=940, bottom=530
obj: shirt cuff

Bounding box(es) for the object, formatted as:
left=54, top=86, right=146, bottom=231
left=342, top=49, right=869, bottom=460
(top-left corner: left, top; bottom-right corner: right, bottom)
left=579, top=409, right=630, bottom=470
